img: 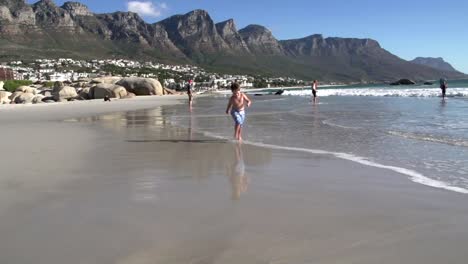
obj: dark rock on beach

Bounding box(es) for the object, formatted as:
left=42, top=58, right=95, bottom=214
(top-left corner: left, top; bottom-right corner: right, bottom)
left=390, top=79, right=416, bottom=85
left=275, top=89, right=284, bottom=95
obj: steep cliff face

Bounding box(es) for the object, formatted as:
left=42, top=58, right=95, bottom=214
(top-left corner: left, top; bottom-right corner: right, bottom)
left=281, top=35, right=384, bottom=57
left=215, top=19, right=250, bottom=52
left=96, top=12, right=152, bottom=45
left=32, top=0, right=76, bottom=29
left=0, top=0, right=36, bottom=35
left=0, top=1, right=464, bottom=81
left=61, top=1, right=93, bottom=17
left=0, top=5, right=13, bottom=22
left=239, top=25, right=283, bottom=55
left=0, top=0, right=27, bottom=12
left=147, top=23, right=186, bottom=58
left=157, top=9, right=230, bottom=57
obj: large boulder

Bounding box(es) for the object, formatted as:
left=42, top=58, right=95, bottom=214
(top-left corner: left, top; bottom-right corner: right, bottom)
left=32, top=95, right=45, bottom=104
left=42, top=97, right=56, bottom=103
left=15, top=86, right=37, bottom=94
left=113, top=86, right=128, bottom=98
left=116, top=77, right=163, bottom=96
left=77, top=87, right=91, bottom=100
left=9, top=91, right=23, bottom=102
left=90, top=83, right=128, bottom=99
left=73, top=81, right=90, bottom=88
left=390, top=79, right=416, bottom=85
left=122, top=92, right=136, bottom=99
left=91, top=77, right=122, bottom=85
left=14, top=93, right=35, bottom=104
left=53, top=86, right=78, bottom=101
left=52, top=81, right=64, bottom=92
left=39, top=90, right=52, bottom=97
left=0, top=91, right=11, bottom=104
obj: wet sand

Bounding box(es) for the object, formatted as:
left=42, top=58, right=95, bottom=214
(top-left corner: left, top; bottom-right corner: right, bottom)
left=1, top=100, right=468, bottom=264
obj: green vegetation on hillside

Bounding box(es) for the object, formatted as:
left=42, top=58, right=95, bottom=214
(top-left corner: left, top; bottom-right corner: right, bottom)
left=3, top=80, right=33, bottom=92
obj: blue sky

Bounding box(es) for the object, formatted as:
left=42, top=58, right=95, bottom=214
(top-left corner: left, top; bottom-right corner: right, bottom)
left=27, top=0, right=468, bottom=73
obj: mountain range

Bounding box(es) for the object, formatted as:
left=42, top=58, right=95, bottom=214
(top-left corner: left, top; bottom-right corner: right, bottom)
left=0, top=0, right=465, bottom=82
left=410, top=57, right=460, bottom=73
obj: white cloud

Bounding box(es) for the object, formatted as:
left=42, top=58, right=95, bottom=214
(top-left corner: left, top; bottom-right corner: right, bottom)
left=127, top=1, right=168, bottom=18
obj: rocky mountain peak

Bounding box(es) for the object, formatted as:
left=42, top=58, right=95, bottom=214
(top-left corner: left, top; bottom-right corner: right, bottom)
left=239, top=24, right=272, bottom=36
left=216, top=19, right=236, bottom=35
left=99, top=11, right=144, bottom=23
left=239, top=24, right=282, bottom=54
left=33, top=0, right=56, bottom=8
left=411, top=57, right=460, bottom=73
left=214, top=19, right=250, bottom=52
left=179, top=9, right=214, bottom=31
left=186, top=9, right=209, bottom=18
left=96, top=11, right=150, bottom=44
left=62, top=1, right=92, bottom=16
left=158, top=9, right=218, bottom=40
left=0, top=5, right=464, bottom=82
left=363, top=38, right=380, bottom=48
left=32, top=0, right=76, bottom=28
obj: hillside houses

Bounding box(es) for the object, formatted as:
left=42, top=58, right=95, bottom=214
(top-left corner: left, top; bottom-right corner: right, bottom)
left=2, top=58, right=304, bottom=89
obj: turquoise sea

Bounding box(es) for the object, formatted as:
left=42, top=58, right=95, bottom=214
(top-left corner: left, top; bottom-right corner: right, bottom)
left=171, top=79, right=468, bottom=193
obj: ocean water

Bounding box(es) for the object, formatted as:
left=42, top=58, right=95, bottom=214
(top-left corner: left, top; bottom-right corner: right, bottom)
left=168, top=80, right=468, bottom=194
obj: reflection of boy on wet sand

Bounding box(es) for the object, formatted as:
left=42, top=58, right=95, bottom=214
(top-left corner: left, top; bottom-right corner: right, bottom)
left=227, top=143, right=248, bottom=200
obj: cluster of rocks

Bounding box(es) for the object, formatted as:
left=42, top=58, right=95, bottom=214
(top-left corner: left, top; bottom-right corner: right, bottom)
left=389, top=79, right=416, bottom=85
left=0, top=77, right=176, bottom=105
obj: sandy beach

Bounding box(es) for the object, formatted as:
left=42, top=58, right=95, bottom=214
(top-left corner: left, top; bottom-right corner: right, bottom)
left=1, top=96, right=468, bottom=264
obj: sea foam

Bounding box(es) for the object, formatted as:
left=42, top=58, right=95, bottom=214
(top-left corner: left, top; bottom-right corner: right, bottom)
left=284, top=88, right=468, bottom=97
left=198, top=130, right=468, bottom=195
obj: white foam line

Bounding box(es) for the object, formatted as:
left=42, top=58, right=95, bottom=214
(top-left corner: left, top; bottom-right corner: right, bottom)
left=198, top=130, right=468, bottom=194
left=248, top=141, right=468, bottom=194
left=283, top=87, right=468, bottom=97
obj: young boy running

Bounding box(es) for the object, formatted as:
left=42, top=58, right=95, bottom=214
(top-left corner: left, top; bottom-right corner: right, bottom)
left=225, top=82, right=252, bottom=141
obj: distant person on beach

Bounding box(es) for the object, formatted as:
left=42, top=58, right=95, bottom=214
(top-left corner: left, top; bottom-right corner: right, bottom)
left=186, top=79, right=194, bottom=107
left=440, top=78, right=447, bottom=99
left=225, top=82, right=252, bottom=141
left=312, top=80, right=318, bottom=103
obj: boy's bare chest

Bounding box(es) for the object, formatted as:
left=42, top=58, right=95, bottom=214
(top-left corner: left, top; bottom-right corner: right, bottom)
left=232, top=97, right=244, bottom=105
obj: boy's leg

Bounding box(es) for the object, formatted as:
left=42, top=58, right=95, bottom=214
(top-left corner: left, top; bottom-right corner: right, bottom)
left=234, top=124, right=239, bottom=140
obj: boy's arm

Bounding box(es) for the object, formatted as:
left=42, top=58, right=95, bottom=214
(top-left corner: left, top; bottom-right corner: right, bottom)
left=226, top=98, right=233, bottom=114
left=243, top=93, right=252, bottom=107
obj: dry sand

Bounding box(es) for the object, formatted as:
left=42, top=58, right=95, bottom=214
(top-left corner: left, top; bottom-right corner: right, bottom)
left=0, top=98, right=467, bottom=264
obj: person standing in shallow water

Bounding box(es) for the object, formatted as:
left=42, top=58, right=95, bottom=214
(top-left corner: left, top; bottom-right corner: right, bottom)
left=225, top=82, right=252, bottom=141
left=311, top=80, right=318, bottom=103
left=440, top=78, right=448, bottom=99
left=186, top=79, right=194, bottom=109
